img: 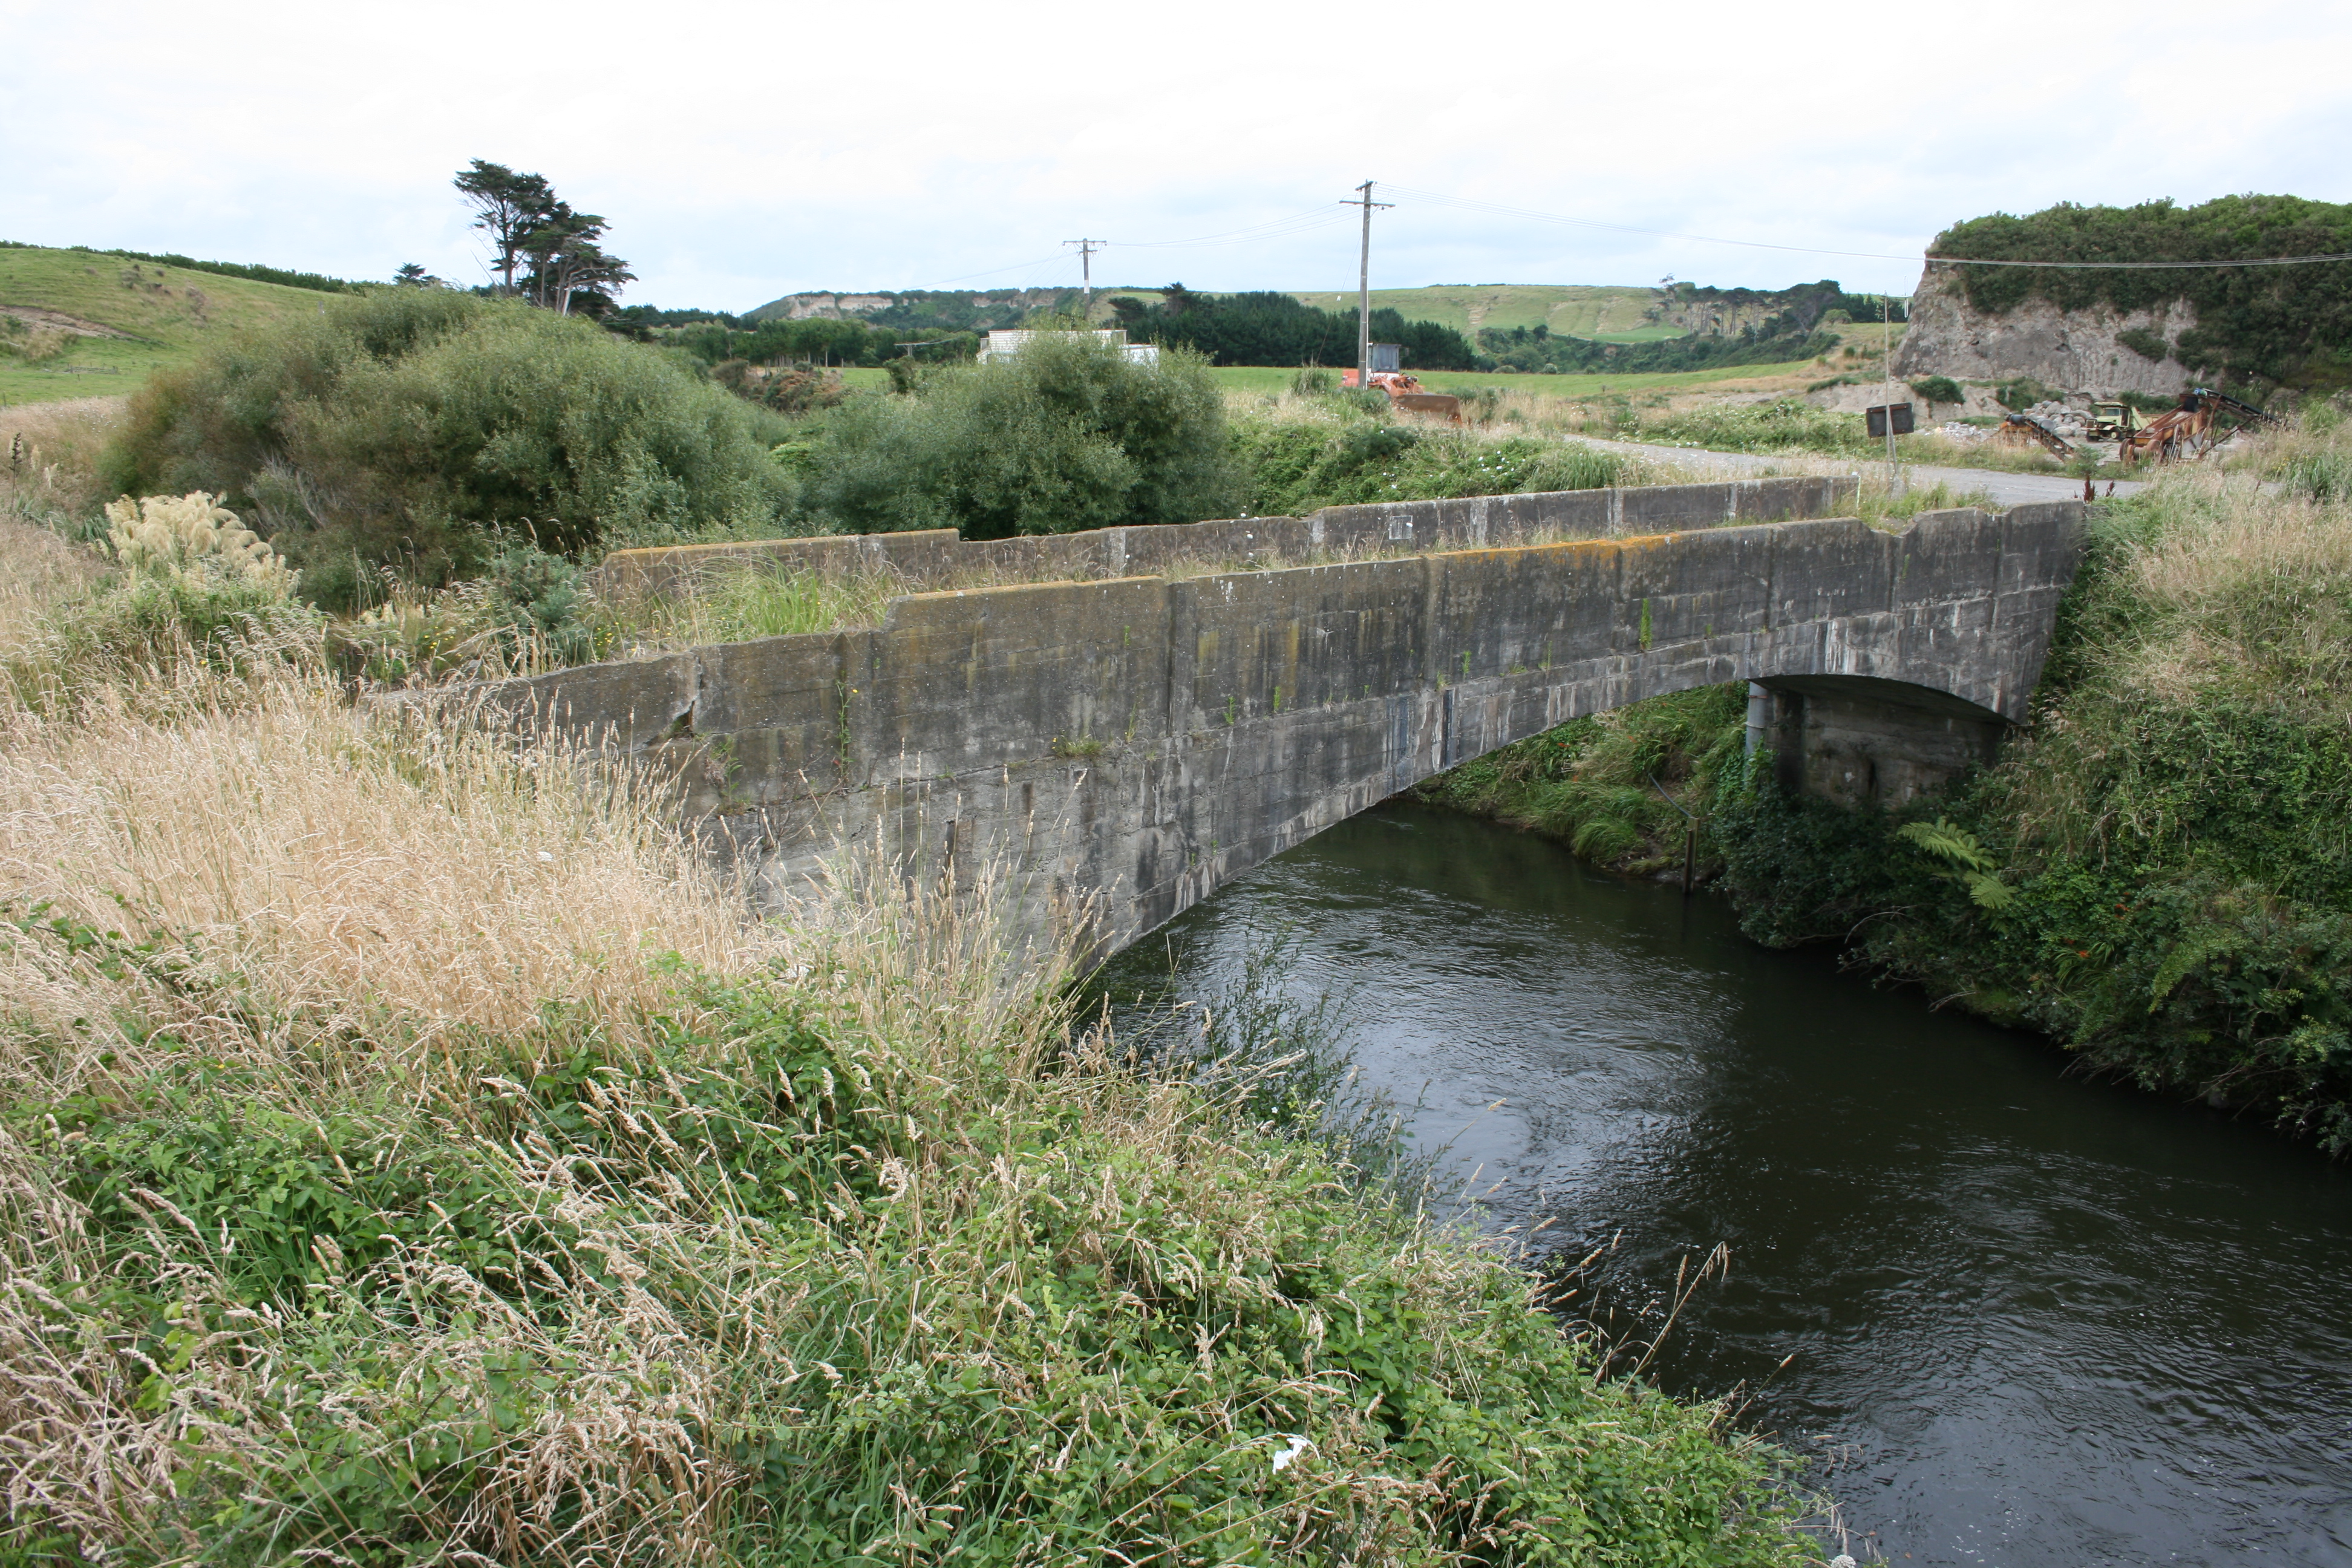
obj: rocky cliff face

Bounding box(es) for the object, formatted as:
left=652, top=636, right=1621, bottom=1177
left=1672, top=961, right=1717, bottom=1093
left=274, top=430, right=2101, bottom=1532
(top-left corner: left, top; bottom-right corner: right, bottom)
left=1893, top=269, right=2199, bottom=396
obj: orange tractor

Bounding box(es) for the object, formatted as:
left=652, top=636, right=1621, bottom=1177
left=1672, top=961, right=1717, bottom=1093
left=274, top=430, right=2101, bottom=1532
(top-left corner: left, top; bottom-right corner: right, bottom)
left=2119, top=388, right=2279, bottom=465
left=1341, top=368, right=1463, bottom=423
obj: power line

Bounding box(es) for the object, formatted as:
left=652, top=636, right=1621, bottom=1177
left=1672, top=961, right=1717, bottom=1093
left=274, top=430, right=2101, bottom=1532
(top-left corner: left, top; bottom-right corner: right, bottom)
left=1108, top=204, right=1353, bottom=250
left=932, top=249, right=1076, bottom=285
left=933, top=186, right=2352, bottom=296
left=1922, top=251, right=2352, bottom=269
left=1379, top=183, right=2352, bottom=269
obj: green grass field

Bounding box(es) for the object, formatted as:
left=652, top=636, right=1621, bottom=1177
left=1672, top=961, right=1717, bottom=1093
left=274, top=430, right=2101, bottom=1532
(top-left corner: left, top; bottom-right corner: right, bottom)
left=1207, top=358, right=1824, bottom=399
left=0, top=245, right=335, bottom=406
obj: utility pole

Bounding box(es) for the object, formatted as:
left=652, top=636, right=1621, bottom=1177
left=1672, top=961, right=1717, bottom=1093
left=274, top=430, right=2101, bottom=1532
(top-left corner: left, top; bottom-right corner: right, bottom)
left=1342, top=181, right=1391, bottom=390
left=1064, top=238, right=1105, bottom=316
left=1881, top=293, right=1901, bottom=497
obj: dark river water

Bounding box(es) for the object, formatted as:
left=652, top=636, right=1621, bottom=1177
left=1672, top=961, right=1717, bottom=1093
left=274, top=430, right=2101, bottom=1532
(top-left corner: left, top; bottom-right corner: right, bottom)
left=1098, top=802, right=2352, bottom=1567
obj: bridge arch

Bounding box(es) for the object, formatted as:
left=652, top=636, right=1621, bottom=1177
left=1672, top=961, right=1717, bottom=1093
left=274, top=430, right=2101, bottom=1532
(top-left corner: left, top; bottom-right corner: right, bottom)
left=494, top=491, right=2085, bottom=956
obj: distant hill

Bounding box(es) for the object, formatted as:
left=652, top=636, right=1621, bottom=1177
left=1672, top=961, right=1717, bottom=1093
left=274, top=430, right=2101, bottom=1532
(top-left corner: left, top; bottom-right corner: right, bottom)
left=741, top=280, right=1892, bottom=350
left=1278, top=284, right=1684, bottom=343
left=0, top=243, right=348, bottom=407
left=744, top=287, right=1079, bottom=331
left=743, top=282, right=1681, bottom=342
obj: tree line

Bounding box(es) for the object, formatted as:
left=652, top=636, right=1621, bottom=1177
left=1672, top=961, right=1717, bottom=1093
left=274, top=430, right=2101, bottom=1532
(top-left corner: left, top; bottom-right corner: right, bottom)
left=1478, top=319, right=1838, bottom=375
left=1110, top=288, right=1480, bottom=371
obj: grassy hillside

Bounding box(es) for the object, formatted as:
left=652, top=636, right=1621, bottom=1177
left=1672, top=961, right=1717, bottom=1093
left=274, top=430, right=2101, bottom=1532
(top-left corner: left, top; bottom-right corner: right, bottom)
left=0, top=244, right=336, bottom=406
left=1281, top=284, right=1681, bottom=342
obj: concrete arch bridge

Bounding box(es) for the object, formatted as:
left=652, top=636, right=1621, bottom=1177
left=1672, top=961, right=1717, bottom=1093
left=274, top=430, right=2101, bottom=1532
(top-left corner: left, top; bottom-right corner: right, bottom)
left=494, top=478, right=2086, bottom=955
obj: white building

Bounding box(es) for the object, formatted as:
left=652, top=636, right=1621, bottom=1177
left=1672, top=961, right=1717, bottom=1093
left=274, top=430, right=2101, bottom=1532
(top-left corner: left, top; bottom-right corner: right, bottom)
left=978, top=328, right=1159, bottom=366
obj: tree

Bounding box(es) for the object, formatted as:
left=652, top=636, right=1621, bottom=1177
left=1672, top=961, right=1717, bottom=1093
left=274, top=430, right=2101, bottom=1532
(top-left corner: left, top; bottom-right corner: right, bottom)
left=453, top=161, right=633, bottom=314
left=454, top=160, right=557, bottom=294
left=394, top=263, right=440, bottom=288
left=515, top=203, right=635, bottom=315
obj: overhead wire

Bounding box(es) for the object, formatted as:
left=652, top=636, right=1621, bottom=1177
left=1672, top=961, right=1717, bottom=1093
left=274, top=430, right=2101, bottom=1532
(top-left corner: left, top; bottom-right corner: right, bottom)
left=929, top=183, right=2351, bottom=295
left=1379, top=182, right=2352, bottom=270
left=1108, top=205, right=1353, bottom=250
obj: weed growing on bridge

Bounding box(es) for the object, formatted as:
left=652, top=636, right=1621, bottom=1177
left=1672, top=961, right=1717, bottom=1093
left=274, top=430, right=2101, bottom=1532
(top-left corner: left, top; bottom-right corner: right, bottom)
left=605, top=557, right=904, bottom=653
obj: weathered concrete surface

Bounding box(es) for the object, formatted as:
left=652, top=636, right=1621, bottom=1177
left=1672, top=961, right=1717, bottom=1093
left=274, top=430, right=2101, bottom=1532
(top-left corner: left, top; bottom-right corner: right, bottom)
left=497, top=484, right=2084, bottom=955
left=592, top=475, right=1857, bottom=599
left=1753, top=676, right=2006, bottom=808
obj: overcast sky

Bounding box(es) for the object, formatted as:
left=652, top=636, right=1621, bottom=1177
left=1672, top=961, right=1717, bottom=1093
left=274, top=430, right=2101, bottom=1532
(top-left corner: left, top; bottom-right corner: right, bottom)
left=7, top=0, right=2347, bottom=313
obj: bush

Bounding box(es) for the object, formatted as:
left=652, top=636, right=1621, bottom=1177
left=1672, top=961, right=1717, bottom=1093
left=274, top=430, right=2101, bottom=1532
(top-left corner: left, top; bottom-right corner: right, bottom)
left=806, top=335, right=1239, bottom=538
left=1115, top=290, right=1479, bottom=370
left=1907, top=374, right=1965, bottom=405
left=103, top=290, right=802, bottom=609
left=3, top=495, right=321, bottom=711
left=1995, top=376, right=2061, bottom=411
left=0, top=316, right=73, bottom=363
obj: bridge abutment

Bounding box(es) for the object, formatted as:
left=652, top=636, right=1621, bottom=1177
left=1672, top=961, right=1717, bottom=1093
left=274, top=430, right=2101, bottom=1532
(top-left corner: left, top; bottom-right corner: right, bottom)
left=1754, top=675, right=2007, bottom=808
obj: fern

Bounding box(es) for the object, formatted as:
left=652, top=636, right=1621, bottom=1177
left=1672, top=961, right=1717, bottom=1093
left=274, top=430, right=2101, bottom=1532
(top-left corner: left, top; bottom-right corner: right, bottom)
left=1896, top=818, right=2014, bottom=910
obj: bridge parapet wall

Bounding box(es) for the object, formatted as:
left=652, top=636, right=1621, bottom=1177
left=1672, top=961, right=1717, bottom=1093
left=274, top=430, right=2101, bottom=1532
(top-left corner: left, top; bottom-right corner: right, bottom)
left=591, top=476, right=1857, bottom=599
left=489, top=492, right=2083, bottom=955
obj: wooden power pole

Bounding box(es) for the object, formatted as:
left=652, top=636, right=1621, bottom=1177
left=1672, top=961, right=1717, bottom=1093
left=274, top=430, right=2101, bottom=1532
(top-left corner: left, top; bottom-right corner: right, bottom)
left=1343, top=181, right=1391, bottom=388
left=1064, top=238, right=1105, bottom=315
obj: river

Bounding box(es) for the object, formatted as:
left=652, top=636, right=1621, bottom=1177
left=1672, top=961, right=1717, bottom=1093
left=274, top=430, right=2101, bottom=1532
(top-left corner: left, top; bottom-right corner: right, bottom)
left=1097, top=802, right=2352, bottom=1566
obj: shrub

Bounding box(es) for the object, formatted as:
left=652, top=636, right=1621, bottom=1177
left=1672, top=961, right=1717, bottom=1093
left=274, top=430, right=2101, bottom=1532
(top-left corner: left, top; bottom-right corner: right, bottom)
left=2, top=512, right=320, bottom=712
left=0, top=316, right=73, bottom=363
left=103, top=489, right=298, bottom=597
left=103, top=290, right=802, bottom=609
left=1417, top=686, right=1748, bottom=874
left=806, top=335, right=1239, bottom=538
left=335, top=543, right=603, bottom=682
left=1995, top=376, right=2061, bottom=411
left=1907, top=374, right=1965, bottom=405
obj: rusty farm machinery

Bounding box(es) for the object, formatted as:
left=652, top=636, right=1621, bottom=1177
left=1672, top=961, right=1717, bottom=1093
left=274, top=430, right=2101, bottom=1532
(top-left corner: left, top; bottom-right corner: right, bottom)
left=1994, top=388, right=2278, bottom=466
left=2117, top=388, right=2280, bottom=465
left=1341, top=363, right=1463, bottom=423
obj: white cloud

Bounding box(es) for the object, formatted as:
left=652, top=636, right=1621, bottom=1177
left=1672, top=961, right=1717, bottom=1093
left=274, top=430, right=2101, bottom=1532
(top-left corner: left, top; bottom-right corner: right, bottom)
left=4, top=0, right=2345, bottom=309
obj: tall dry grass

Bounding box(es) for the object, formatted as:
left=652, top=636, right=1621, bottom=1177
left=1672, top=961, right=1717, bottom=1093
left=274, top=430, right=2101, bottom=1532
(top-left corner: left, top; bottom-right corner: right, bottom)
left=1, top=396, right=124, bottom=523
left=0, top=676, right=756, bottom=1095
left=0, top=658, right=1802, bottom=1563
left=2097, top=464, right=2352, bottom=710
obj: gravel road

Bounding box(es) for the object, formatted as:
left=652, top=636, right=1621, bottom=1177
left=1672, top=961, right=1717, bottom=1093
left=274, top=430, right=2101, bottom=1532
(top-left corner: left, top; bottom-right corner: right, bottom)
left=1564, top=435, right=2149, bottom=508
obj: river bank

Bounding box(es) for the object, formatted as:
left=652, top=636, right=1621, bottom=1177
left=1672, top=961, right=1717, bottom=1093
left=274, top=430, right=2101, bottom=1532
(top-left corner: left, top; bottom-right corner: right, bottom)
left=0, top=492, right=1812, bottom=1557
left=1415, top=410, right=2352, bottom=1152
left=1097, top=801, right=2352, bottom=1566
